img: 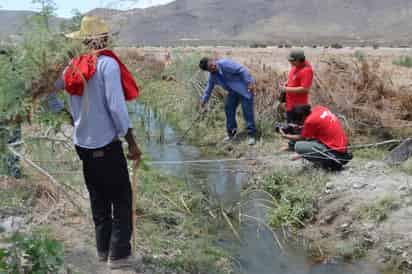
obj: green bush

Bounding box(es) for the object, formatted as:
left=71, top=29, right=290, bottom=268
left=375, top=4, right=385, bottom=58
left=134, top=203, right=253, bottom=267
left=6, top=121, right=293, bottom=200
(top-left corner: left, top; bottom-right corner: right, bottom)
left=0, top=231, right=64, bottom=273
left=354, top=50, right=366, bottom=62
left=393, top=56, right=412, bottom=68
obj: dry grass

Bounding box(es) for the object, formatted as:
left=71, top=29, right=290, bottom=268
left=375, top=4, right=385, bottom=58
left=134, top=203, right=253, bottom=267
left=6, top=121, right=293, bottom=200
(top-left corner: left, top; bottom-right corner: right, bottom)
left=312, top=57, right=412, bottom=137
left=247, top=56, right=412, bottom=139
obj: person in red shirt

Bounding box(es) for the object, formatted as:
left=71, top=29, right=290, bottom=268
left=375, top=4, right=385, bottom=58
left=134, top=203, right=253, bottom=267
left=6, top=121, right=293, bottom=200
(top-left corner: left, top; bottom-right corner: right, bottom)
left=279, top=105, right=352, bottom=171
left=279, top=50, right=314, bottom=151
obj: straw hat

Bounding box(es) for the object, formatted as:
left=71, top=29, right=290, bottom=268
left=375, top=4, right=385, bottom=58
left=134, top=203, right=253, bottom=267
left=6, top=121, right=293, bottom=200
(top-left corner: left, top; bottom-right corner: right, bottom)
left=65, top=16, right=110, bottom=40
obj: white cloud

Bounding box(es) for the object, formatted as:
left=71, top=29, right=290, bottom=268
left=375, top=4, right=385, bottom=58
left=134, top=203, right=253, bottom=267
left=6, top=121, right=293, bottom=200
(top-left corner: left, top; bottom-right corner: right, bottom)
left=103, top=0, right=175, bottom=10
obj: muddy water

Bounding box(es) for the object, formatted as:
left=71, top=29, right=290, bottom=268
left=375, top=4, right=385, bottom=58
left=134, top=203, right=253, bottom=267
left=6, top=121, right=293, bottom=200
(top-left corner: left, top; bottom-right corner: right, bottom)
left=133, top=104, right=379, bottom=274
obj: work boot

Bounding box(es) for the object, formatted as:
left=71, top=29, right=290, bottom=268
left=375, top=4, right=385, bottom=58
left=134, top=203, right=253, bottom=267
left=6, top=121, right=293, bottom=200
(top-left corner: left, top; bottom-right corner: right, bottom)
left=247, top=136, right=256, bottom=146
left=97, top=251, right=108, bottom=262
left=108, top=253, right=143, bottom=270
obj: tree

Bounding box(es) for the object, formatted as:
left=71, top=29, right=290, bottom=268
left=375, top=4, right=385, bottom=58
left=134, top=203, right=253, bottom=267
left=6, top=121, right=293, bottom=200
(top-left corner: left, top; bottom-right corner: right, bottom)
left=30, top=0, right=57, bottom=31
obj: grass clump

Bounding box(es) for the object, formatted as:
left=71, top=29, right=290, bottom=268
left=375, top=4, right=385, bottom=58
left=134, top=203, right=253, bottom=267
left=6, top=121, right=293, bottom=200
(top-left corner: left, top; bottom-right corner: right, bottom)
left=0, top=181, right=33, bottom=213
left=135, top=166, right=232, bottom=274
left=400, top=157, right=412, bottom=176
left=353, top=147, right=387, bottom=160
left=0, top=230, right=64, bottom=274
left=335, top=240, right=367, bottom=260
left=356, top=196, right=397, bottom=222
left=258, top=168, right=328, bottom=229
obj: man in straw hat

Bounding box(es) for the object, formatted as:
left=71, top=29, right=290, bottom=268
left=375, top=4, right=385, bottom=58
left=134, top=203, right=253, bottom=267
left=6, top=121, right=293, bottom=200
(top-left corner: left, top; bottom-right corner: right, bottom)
left=49, top=16, right=142, bottom=269
left=278, top=49, right=314, bottom=151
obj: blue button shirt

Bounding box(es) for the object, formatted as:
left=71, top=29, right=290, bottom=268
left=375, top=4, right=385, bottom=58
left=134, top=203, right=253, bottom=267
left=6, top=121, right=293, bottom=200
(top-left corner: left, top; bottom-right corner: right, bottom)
left=48, top=55, right=132, bottom=149
left=201, top=59, right=255, bottom=103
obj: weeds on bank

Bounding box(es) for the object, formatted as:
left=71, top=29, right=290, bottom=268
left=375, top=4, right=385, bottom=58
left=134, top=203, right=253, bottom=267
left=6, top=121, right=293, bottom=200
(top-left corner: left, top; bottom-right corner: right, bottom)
left=256, top=168, right=329, bottom=229
left=0, top=180, right=33, bottom=212
left=135, top=166, right=232, bottom=274
left=0, top=230, right=64, bottom=273
left=135, top=53, right=228, bottom=146
left=335, top=240, right=367, bottom=260
left=355, top=196, right=397, bottom=222
left=400, top=158, right=412, bottom=176
left=353, top=147, right=387, bottom=160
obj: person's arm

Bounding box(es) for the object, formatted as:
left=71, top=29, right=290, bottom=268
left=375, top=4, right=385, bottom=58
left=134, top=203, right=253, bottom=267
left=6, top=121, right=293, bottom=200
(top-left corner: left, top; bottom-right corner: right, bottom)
left=200, top=74, right=215, bottom=106
left=220, top=60, right=255, bottom=89
left=284, top=67, right=313, bottom=94
left=47, top=77, right=74, bottom=126
left=47, top=92, right=65, bottom=113
left=284, top=86, right=309, bottom=93
left=279, top=128, right=303, bottom=141
left=124, top=128, right=141, bottom=161
left=103, top=59, right=141, bottom=161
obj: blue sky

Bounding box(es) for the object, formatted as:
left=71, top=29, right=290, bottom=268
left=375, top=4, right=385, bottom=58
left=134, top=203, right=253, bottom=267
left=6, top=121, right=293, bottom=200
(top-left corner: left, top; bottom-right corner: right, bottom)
left=0, top=0, right=174, bottom=17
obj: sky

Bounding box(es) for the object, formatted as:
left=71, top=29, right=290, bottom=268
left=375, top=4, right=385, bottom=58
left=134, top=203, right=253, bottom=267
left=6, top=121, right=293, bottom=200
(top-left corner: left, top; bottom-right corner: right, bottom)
left=0, top=0, right=175, bottom=17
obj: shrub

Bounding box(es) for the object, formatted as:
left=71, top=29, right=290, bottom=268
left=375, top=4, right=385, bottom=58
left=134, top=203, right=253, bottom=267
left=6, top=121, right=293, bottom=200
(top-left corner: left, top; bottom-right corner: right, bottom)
left=354, top=50, right=366, bottom=61
left=0, top=231, right=64, bottom=273
left=250, top=42, right=267, bottom=48
left=393, top=56, right=412, bottom=68
left=331, top=43, right=343, bottom=49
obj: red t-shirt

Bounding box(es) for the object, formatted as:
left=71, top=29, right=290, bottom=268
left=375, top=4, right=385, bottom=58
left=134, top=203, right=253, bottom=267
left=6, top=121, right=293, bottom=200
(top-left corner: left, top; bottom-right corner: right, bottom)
left=286, top=61, right=313, bottom=111
left=301, top=106, right=348, bottom=153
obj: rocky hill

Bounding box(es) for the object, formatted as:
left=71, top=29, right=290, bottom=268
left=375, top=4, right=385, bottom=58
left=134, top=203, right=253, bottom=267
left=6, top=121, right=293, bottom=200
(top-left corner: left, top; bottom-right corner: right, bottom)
left=2, top=0, right=412, bottom=45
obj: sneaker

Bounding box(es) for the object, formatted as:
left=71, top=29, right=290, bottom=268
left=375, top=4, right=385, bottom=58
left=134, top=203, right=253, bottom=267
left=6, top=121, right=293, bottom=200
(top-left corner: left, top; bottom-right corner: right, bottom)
left=108, top=253, right=143, bottom=270
left=247, top=137, right=256, bottom=146
left=223, top=129, right=238, bottom=142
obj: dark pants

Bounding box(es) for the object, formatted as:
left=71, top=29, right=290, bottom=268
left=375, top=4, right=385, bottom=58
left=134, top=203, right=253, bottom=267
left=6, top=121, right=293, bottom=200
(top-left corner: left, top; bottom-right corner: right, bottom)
left=224, top=92, right=256, bottom=137
left=295, top=141, right=352, bottom=171
left=286, top=111, right=301, bottom=151
left=75, top=141, right=132, bottom=260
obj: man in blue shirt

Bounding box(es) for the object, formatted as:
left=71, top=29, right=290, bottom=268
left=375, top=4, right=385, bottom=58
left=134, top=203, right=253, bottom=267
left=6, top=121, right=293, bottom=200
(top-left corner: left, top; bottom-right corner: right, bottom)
left=199, top=57, right=257, bottom=145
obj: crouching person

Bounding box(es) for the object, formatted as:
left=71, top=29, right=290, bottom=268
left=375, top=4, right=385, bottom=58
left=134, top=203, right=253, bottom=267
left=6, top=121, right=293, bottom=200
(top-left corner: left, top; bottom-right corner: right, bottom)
left=279, top=105, right=352, bottom=171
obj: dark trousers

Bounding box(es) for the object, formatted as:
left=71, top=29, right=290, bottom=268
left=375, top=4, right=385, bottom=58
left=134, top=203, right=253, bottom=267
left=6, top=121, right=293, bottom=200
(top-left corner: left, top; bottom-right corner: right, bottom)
left=75, top=141, right=132, bottom=260
left=295, top=141, right=352, bottom=171
left=224, top=92, right=256, bottom=137
left=286, top=111, right=301, bottom=151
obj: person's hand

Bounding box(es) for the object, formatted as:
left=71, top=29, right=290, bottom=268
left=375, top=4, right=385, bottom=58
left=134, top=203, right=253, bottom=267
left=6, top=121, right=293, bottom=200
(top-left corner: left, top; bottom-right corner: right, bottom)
left=278, top=85, right=287, bottom=102
left=198, top=100, right=206, bottom=112
left=248, top=83, right=257, bottom=94
left=291, top=153, right=301, bottom=161
left=279, top=128, right=287, bottom=138
left=127, top=142, right=142, bottom=163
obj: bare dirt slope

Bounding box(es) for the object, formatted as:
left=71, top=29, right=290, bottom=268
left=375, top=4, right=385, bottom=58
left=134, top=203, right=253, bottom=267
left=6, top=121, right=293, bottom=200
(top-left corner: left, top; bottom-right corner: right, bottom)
left=88, top=0, right=412, bottom=45
left=3, top=0, right=412, bottom=45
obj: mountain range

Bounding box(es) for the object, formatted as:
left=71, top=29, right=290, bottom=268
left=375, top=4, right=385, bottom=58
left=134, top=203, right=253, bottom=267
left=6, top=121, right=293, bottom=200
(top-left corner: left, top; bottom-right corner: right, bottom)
left=2, top=0, right=412, bottom=46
